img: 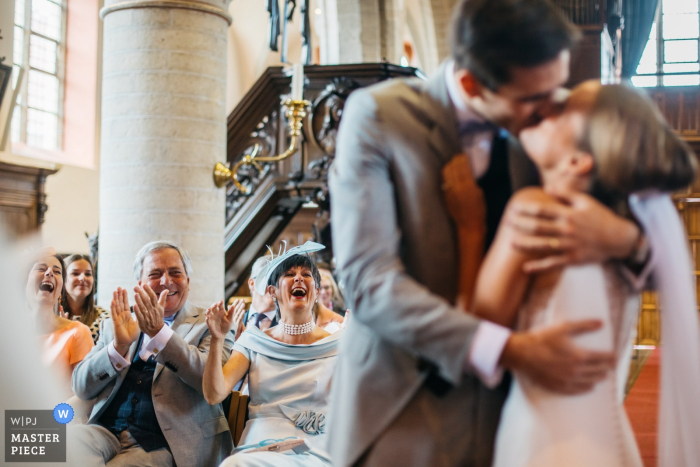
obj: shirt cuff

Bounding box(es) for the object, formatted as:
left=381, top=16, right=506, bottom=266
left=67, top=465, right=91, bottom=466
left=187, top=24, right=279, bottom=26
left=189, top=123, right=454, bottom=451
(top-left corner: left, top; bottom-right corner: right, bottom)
left=620, top=248, right=655, bottom=293
left=465, top=321, right=511, bottom=388
left=139, top=325, right=174, bottom=361
left=108, top=341, right=131, bottom=371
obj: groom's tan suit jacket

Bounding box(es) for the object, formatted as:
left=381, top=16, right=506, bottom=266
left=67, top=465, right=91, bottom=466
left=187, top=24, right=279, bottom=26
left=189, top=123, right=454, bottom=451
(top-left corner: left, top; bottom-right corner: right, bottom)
left=328, top=63, right=538, bottom=467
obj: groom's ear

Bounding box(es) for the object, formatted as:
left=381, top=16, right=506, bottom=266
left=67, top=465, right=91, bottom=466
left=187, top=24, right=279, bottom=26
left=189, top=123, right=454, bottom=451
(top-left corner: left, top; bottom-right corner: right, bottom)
left=457, top=70, right=484, bottom=99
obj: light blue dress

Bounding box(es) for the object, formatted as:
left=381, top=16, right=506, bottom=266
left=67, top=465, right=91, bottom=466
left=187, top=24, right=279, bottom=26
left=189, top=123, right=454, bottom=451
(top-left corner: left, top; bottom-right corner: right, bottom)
left=219, top=326, right=340, bottom=467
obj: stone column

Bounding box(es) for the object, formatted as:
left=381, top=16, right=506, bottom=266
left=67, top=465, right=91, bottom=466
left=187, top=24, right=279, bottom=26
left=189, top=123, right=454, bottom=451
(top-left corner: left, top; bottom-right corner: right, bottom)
left=98, top=0, right=231, bottom=307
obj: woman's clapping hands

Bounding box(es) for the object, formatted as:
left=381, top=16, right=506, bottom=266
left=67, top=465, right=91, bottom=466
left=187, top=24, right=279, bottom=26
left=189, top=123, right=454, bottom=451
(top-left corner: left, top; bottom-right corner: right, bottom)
left=205, top=299, right=247, bottom=340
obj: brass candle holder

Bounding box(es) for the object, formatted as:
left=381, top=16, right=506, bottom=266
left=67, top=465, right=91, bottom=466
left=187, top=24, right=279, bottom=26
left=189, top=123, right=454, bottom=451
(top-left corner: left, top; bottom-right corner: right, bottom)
left=213, top=99, right=312, bottom=193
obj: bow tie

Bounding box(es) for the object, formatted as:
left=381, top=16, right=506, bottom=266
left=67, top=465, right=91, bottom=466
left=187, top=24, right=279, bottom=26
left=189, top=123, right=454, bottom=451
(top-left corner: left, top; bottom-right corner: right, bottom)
left=459, top=120, right=498, bottom=137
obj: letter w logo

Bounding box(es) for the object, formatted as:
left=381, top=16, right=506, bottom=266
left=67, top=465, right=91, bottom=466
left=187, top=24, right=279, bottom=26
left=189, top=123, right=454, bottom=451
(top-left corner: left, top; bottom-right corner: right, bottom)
left=58, top=410, right=69, bottom=418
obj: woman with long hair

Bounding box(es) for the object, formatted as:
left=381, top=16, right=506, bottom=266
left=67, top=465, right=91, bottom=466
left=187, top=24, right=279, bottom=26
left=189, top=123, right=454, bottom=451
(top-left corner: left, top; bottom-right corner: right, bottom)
left=60, top=254, right=109, bottom=343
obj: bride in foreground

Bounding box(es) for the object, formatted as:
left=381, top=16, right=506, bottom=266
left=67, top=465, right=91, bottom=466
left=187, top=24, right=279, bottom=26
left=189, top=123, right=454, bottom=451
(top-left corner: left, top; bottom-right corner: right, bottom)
left=447, top=81, right=700, bottom=466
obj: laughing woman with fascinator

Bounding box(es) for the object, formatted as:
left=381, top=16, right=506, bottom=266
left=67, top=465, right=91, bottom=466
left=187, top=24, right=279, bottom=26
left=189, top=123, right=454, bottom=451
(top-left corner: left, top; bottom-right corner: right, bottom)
left=204, top=242, right=340, bottom=467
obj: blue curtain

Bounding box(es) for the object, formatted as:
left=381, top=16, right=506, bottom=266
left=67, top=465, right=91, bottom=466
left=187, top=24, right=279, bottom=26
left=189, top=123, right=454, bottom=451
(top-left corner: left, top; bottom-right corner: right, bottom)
left=621, top=0, right=660, bottom=78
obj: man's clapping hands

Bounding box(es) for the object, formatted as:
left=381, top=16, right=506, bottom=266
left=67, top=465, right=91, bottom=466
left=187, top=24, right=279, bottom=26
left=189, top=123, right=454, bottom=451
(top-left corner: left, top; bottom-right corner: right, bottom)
left=133, top=284, right=168, bottom=338
left=110, top=284, right=169, bottom=357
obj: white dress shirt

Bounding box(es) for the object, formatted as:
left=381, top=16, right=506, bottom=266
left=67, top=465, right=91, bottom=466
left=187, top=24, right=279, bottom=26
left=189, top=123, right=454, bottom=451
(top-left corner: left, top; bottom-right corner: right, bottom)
left=445, top=60, right=511, bottom=388
left=107, top=314, right=176, bottom=370
left=245, top=305, right=277, bottom=328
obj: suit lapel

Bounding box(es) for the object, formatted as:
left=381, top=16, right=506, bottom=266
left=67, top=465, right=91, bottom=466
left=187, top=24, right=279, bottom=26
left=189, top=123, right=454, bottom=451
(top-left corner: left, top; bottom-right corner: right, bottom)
left=422, top=63, right=462, bottom=166
left=153, top=301, right=198, bottom=380
left=173, top=301, right=199, bottom=339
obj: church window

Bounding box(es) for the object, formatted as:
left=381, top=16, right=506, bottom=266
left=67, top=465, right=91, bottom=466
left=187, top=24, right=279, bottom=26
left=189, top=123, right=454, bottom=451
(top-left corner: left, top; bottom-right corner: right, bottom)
left=634, top=0, right=700, bottom=87
left=11, top=0, right=66, bottom=151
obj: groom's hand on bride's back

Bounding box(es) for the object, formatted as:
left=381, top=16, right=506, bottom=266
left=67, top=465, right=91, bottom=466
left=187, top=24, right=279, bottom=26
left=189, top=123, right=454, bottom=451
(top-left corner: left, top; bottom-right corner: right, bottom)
left=505, top=188, right=640, bottom=273
left=499, top=319, right=616, bottom=394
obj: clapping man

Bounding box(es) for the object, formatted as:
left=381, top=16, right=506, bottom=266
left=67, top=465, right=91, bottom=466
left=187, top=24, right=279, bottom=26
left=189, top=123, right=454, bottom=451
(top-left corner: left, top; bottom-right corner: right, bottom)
left=70, top=241, right=234, bottom=466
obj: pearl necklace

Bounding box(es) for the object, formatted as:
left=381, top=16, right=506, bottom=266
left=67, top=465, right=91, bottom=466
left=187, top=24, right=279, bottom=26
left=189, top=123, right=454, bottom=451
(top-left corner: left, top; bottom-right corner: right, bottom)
left=282, top=320, right=315, bottom=335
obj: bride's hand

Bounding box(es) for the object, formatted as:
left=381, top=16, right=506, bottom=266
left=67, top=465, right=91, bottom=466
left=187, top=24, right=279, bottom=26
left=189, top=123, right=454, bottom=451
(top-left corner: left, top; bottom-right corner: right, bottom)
left=442, top=154, right=486, bottom=230
left=507, top=188, right=641, bottom=273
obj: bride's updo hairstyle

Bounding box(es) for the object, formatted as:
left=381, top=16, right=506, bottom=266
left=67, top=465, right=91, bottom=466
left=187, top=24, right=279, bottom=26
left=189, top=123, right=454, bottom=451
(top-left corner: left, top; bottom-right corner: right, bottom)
left=580, top=83, right=697, bottom=212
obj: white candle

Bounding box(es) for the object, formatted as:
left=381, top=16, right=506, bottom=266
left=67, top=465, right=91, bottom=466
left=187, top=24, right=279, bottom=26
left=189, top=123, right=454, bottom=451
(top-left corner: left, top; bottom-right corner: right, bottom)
left=291, top=63, right=304, bottom=101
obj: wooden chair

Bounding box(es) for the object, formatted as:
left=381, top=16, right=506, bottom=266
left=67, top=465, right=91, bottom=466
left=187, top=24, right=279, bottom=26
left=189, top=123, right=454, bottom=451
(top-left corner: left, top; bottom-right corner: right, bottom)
left=227, top=391, right=249, bottom=446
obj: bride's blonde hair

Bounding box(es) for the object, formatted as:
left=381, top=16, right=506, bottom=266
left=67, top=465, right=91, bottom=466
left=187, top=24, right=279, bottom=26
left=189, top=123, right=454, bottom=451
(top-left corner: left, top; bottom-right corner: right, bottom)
left=580, top=84, right=697, bottom=213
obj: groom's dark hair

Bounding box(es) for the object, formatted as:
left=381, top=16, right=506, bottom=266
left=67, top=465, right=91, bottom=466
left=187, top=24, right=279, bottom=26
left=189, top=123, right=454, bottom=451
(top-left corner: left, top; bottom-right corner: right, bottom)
left=450, top=0, right=580, bottom=91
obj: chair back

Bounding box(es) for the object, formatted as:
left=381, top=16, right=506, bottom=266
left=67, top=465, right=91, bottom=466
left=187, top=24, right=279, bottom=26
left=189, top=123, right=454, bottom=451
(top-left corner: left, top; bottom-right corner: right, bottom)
left=227, top=390, right=249, bottom=446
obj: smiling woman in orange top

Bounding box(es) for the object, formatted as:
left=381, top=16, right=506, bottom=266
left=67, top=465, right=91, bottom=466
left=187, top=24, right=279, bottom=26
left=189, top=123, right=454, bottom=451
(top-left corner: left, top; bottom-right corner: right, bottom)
left=27, top=251, right=93, bottom=398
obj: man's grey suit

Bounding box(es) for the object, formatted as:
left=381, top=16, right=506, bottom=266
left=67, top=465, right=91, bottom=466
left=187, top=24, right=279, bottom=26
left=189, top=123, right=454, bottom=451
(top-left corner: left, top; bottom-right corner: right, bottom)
left=328, top=64, right=538, bottom=467
left=71, top=301, right=235, bottom=467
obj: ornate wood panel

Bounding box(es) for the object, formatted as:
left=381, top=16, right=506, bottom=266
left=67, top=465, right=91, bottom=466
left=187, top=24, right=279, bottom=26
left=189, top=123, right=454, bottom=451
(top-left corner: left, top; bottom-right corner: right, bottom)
left=223, top=64, right=423, bottom=298
left=0, top=161, right=57, bottom=236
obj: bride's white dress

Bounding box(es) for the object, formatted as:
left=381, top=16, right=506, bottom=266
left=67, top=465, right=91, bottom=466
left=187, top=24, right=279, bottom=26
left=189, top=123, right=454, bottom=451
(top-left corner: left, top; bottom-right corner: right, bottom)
left=493, top=264, right=643, bottom=467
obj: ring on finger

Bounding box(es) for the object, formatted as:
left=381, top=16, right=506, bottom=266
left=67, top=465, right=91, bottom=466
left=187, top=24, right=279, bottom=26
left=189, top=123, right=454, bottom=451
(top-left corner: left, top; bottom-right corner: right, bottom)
left=548, top=237, right=560, bottom=249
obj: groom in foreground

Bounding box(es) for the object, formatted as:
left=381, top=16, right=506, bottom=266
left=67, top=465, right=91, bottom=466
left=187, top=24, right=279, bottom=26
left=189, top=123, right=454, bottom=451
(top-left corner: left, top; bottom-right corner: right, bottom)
left=329, top=0, right=650, bottom=466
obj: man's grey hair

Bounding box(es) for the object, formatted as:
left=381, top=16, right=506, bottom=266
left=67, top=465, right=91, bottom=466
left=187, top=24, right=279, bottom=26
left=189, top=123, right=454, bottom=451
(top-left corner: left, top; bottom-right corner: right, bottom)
left=250, top=255, right=272, bottom=287
left=133, top=241, right=193, bottom=280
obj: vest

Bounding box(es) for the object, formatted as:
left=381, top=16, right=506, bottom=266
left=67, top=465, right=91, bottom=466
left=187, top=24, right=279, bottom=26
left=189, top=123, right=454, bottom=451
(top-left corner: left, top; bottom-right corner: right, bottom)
left=98, top=334, right=168, bottom=452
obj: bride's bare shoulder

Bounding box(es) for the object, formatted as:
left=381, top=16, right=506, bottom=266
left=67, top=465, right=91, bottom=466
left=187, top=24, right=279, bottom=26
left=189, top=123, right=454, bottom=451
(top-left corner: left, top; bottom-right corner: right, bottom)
left=507, top=186, right=554, bottom=205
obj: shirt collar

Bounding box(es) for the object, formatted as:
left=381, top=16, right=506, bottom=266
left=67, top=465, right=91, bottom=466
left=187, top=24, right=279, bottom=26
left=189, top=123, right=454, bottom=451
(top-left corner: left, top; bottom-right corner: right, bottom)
left=163, top=312, right=177, bottom=327
left=444, top=60, right=490, bottom=127
left=263, top=310, right=276, bottom=320
left=248, top=304, right=276, bottom=321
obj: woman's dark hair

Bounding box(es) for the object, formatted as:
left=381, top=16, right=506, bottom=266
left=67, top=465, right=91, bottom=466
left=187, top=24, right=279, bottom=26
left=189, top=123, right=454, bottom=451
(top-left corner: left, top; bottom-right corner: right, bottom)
left=267, top=254, right=322, bottom=320
left=581, top=83, right=698, bottom=215
left=267, top=254, right=322, bottom=291
left=59, top=254, right=99, bottom=325
left=27, top=254, right=66, bottom=312
left=450, top=0, right=580, bottom=90
left=53, top=254, right=66, bottom=290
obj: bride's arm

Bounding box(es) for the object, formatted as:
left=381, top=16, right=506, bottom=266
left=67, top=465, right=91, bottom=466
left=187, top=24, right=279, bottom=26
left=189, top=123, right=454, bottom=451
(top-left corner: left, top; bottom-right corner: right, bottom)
left=472, top=188, right=550, bottom=327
